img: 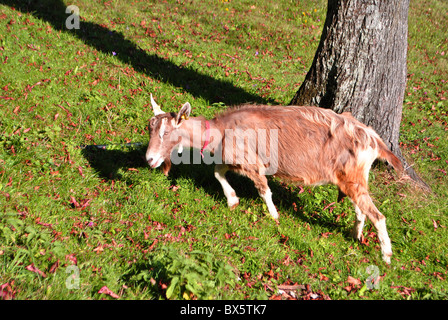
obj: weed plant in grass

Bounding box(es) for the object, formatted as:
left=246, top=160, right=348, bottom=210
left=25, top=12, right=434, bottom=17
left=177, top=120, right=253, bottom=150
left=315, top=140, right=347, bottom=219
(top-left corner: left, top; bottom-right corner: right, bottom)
left=1, top=0, right=447, bottom=300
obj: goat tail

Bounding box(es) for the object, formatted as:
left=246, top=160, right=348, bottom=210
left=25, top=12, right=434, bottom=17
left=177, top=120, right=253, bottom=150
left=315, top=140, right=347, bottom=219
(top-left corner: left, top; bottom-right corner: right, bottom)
left=377, top=139, right=404, bottom=175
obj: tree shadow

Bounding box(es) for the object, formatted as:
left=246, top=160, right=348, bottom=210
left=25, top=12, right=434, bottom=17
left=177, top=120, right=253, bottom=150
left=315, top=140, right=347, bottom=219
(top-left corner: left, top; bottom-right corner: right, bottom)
left=1, top=0, right=272, bottom=106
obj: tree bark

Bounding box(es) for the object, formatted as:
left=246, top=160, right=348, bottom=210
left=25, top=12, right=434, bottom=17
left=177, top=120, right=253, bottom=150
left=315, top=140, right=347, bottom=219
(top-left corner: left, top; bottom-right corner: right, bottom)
left=290, top=0, right=429, bottom=190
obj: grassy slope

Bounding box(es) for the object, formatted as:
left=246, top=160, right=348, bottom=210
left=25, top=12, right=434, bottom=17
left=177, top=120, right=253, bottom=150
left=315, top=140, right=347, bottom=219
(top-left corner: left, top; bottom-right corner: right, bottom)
left=0, top=0, right=447, bottom=300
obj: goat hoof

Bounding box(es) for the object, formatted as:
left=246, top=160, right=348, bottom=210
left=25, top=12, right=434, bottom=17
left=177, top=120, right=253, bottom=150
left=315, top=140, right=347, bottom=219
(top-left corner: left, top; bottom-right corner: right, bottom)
left=351, top=231, right=364, bottom=242
left=382, top=251, right=392, bottom=264
left=228, top=199, right=239, bottom=210
left=382, top=254, right=391, bottom=265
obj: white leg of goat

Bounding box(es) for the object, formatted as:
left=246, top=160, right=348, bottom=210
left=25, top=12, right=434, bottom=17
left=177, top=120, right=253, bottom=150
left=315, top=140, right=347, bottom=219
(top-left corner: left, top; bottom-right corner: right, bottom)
left=214, top=164, right=239, bottom=209
left=351, top=204, right=366, bottom=240
left=376, top=218, right=392, bottom=264
left=260, top=188, right=279, bottom=220
left=352, top=193, right=392, bottom=264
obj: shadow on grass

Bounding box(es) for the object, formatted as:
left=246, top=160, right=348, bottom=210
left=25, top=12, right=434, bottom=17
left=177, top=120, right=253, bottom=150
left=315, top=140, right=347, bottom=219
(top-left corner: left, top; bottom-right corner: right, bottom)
left=80, top=144, right=148, bottom=181
left=1, top=0, right=272, bottom=106
left=80, top=144, right=260, bottom=201
left=3, top=0, right=348, bottom=231
left=81, top=144, right=351, bottom=242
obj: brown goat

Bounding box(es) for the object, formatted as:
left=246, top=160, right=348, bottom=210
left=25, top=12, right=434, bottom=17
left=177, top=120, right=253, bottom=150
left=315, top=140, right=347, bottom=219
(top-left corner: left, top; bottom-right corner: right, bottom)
left=145, top=95, right=404, bottom=263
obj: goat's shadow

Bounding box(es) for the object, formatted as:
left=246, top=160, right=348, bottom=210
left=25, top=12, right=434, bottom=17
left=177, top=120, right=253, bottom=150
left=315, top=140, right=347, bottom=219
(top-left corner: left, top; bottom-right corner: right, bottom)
left=166, top=150, right=352, bottom=237
left=81, top=145, right=353, bottom=240
left=80, top=144, right=148, bottom=182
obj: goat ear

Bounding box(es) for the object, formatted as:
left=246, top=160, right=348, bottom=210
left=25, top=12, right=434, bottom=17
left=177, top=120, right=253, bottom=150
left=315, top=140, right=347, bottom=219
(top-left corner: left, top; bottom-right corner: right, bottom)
left=150, top=94, right=164, bottom=116
left=175, top=102, right=191, bottom=127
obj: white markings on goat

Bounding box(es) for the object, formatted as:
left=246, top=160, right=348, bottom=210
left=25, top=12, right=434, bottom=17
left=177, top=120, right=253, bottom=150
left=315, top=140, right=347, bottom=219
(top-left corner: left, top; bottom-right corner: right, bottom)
left=214, top=164, right=239, bottom=208
left=260, top=189, right=278, bottom=220
left=158, top=118, right=167, bottom=141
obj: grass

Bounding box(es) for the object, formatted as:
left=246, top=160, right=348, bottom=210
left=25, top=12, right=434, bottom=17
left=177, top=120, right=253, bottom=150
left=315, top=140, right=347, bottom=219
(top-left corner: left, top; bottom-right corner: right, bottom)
left=0, top=0, right=447, bottom=300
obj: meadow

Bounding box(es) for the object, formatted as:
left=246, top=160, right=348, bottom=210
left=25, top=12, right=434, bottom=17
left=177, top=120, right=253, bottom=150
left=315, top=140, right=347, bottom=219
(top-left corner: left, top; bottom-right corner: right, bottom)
left=0, top=0, right=447, bottom=300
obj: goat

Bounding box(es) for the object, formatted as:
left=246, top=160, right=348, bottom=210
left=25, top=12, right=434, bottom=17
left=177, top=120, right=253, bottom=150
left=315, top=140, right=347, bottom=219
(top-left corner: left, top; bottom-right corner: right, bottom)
left=145, top=95, right=404, bottom=264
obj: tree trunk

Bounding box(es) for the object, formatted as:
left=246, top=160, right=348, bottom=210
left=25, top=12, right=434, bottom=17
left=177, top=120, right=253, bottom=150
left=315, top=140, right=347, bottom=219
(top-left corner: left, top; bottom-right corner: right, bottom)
left=290, top=0, right=429, bottom=190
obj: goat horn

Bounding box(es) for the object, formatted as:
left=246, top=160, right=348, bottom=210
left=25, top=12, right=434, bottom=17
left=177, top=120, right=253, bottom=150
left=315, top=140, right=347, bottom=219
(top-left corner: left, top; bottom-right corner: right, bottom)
left=150, top=94, right=164, bottom=115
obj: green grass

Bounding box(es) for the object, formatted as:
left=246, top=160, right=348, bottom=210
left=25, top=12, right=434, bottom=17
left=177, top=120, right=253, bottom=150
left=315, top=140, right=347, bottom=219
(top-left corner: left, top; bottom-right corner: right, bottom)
left=1, top=0, right=447, bottom=300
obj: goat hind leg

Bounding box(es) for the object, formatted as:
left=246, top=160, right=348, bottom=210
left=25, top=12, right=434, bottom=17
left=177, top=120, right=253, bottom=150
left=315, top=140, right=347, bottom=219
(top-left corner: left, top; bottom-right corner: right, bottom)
left=341, top=182, right=392, bottom=263
left=351, top=204, right=366, bottom=241
left=355, top=194, right=392, bottom=264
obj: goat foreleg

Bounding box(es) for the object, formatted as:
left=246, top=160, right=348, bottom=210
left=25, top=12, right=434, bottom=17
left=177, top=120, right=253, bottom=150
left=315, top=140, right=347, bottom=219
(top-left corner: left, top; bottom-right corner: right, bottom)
left=237, top=167, right=279, bottom=220
left=214, top=164, right=239, bottom=209
left=259, top=188, right=279, bottom=220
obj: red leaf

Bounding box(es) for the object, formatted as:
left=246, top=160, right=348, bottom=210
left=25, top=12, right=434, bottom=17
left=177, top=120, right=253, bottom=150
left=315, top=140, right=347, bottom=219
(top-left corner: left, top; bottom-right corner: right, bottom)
left=35, top=217, right=53, bottom=228
left=343, top=285, right=353, bottom=293
left=70, top=196, right=80, bottom=208
left=98, top=286, right=120, bottom=299
left=49, top=260, right=60, bottom=274
left=93, top=245, right=104, bottom=253
left=26, top=263, right=47, bottom=278
left=347, top=276, right=362, bottom=286
left=432, top=219, right=438, bottom=231
left=79, top=199, right=91, bottom=210
left=66, top=254, right=77, bottom=265
left=319, top=273, right=329, bottom=281
left=0, top=283, right=15, bottom=300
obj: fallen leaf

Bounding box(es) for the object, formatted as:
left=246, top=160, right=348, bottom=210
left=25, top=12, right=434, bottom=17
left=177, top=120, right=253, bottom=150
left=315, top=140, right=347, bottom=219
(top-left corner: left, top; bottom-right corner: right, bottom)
left=26, top=263, right=47, bottom=278
left=78, top=166, right=85, bottom=177
left=347, top=275, right=362, bottom=286
left=319, top=273, right=329, bottom=281
left=277, top=284, right=306, bottom=291
left=0, top=283, right=15, bottom=300
left=343, top=285, right=353, bottom=293
left=93, top=245, right=104, bottom=253
left=98, top=286, right=120, bottom=299
left=65, top=254, right=77, bottom=265
left=70, top=196, right=80, bottom=208
left=49, top=260, right=60, bottom=274
left=432, top=219, right=438, bottom=231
